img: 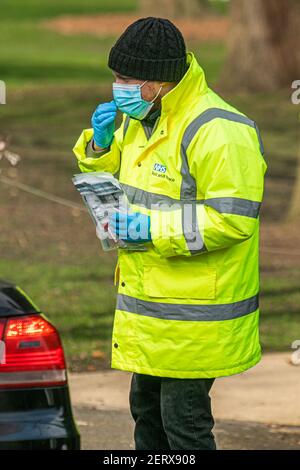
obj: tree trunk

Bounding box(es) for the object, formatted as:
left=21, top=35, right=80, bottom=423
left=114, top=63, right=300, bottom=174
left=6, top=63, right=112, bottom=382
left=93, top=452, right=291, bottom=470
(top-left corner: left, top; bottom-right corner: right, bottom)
left=139, top=0, right=209, bottom=19
left=220, top=0, right=299, bottom=92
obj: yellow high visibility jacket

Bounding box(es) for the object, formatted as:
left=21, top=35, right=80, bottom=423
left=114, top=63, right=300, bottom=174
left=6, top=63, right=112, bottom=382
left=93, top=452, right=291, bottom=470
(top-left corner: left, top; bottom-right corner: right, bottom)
left=73, top=51, right=267, bottom=379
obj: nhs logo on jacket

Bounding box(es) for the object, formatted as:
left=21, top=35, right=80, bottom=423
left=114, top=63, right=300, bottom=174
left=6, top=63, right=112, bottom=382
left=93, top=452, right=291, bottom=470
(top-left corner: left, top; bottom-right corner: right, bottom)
left=153, top=163, right=166, bottom=173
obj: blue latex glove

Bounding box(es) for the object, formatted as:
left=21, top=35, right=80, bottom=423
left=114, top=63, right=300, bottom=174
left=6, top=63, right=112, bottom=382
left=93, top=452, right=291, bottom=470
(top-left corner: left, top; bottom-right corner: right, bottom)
left=91, top=100, right=117, bottom=148
left=109, top=211, right=151, bottom=244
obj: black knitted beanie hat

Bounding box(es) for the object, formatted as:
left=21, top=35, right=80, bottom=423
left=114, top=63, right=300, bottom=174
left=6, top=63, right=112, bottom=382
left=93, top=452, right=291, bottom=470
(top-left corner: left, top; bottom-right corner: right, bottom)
left=108, top=17, right=188, bottom=82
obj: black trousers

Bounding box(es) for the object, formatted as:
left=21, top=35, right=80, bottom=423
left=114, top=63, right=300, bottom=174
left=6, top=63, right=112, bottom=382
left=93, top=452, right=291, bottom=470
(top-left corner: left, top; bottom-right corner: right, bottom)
left=129, top=373, right=216, bottom=450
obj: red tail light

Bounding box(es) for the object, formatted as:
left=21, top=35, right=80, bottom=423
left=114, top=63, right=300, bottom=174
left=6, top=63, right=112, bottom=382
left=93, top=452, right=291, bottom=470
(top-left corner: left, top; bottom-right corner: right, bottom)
left=0, top=315, right=67, bottom=389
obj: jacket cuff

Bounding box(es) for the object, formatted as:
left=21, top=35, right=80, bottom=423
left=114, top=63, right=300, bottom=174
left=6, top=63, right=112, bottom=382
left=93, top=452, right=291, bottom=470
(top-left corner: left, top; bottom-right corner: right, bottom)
left=86, top=139, right=110, bottom=158
left=150, top=208, right=184, bottom=257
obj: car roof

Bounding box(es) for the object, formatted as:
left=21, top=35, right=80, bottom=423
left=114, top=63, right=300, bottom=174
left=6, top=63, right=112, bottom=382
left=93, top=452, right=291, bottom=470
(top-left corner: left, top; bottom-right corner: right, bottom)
left=0, top=279, right=15, bottom=289
left=0, top=279, right=40, bottom=316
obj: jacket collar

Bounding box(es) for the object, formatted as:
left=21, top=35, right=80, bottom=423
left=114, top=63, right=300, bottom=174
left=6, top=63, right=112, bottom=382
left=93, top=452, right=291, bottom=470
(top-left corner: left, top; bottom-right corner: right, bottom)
left=142, top=106, right=161, bottom=125
left=160, top=51, right=208, bottom=116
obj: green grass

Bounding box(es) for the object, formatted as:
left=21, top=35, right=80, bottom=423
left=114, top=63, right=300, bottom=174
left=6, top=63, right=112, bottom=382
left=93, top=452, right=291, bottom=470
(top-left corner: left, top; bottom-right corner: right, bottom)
left=0, top=0, right=137, bottom=20
left=0, top=0, right=226, bottom=21
left=209, top=0, right=229, bottom=15
left=190, top=40, right=226, bottom=85
left=0, top=21, right=118, bottom=85
left=0, top=0, right=136, bottom=85
left=260, top=271, right=300, bottom=352
left=1, top=25, right=225, bottom=86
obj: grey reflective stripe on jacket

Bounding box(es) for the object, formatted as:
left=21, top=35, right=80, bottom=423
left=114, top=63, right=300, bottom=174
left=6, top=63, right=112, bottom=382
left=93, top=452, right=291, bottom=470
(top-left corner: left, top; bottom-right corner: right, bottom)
left=180, top=107, right=265, bottom=203
left=121, top=183, right=260, bottom=217
left=121, top=183, right=182, bottom=208
left=180, top=107, right=264, bottom=254
left=121, top=184, right=260, bottom=215
left=117, top=293, right=259, bottom=321
left=205, top=198, right=261, bottom=218
left=123, top=115, right=131, bottom=140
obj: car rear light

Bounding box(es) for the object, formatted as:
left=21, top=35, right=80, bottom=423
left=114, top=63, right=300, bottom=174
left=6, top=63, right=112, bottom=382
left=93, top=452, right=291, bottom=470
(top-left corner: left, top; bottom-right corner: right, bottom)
left=0, top=315, right=67, bottom=389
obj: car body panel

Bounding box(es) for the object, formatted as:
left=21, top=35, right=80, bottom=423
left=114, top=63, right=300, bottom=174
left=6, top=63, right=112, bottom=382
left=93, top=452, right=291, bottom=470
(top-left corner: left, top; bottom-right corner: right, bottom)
left=0, top=279, right=80, bottom=449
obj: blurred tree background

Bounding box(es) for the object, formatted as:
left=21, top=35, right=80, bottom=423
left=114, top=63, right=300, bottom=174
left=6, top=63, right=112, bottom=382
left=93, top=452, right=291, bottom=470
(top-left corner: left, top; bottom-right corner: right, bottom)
left=0, top=0, right=299, bottom=371
left=222, top=0, right=299, bottom=91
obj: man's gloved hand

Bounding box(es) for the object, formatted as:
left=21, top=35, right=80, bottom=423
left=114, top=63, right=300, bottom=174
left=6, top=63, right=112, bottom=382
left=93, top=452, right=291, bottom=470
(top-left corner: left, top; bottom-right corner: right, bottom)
left=91, top=100, right=117, bottom=148
left=109, top=211, right=151, bottom=244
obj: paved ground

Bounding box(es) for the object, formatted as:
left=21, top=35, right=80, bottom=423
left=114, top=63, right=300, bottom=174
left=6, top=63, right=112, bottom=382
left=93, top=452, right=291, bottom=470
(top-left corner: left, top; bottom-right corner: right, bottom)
left=69, top=353, right=300, bottom=450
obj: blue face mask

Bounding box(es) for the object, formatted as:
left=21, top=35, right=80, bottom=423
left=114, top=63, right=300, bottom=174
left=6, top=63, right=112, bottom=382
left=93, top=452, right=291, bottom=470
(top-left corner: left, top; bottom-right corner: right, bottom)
left=112, top=80, right=163, bottom=120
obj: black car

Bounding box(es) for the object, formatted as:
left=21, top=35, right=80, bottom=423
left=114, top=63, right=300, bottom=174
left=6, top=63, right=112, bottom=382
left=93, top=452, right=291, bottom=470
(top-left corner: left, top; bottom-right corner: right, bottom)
left=0, top=279, right=80, bottom=449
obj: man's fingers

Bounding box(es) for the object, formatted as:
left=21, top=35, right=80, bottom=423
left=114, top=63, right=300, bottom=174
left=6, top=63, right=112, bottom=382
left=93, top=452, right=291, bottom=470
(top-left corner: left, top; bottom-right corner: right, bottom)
left=94, top=107, right=116, bottom=115
left=94, top=115, right=116, bottom=127
left=93, top=117, right=116, bottom=131
left=95, top=102, right=117, bottom=114
left=97, top=101, right=117, bottom=109
left=93, top=111, right=116, bottom=123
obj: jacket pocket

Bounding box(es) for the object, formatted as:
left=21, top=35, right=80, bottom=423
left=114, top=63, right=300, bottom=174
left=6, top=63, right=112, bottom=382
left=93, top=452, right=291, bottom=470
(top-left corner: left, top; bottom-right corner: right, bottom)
left=143, top=264, right=216, bottom=300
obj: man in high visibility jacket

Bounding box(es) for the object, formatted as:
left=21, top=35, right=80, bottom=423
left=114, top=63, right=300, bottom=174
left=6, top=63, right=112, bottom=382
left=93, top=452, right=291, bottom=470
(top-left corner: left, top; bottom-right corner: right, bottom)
left=73, top=17, right=267, bottom=450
